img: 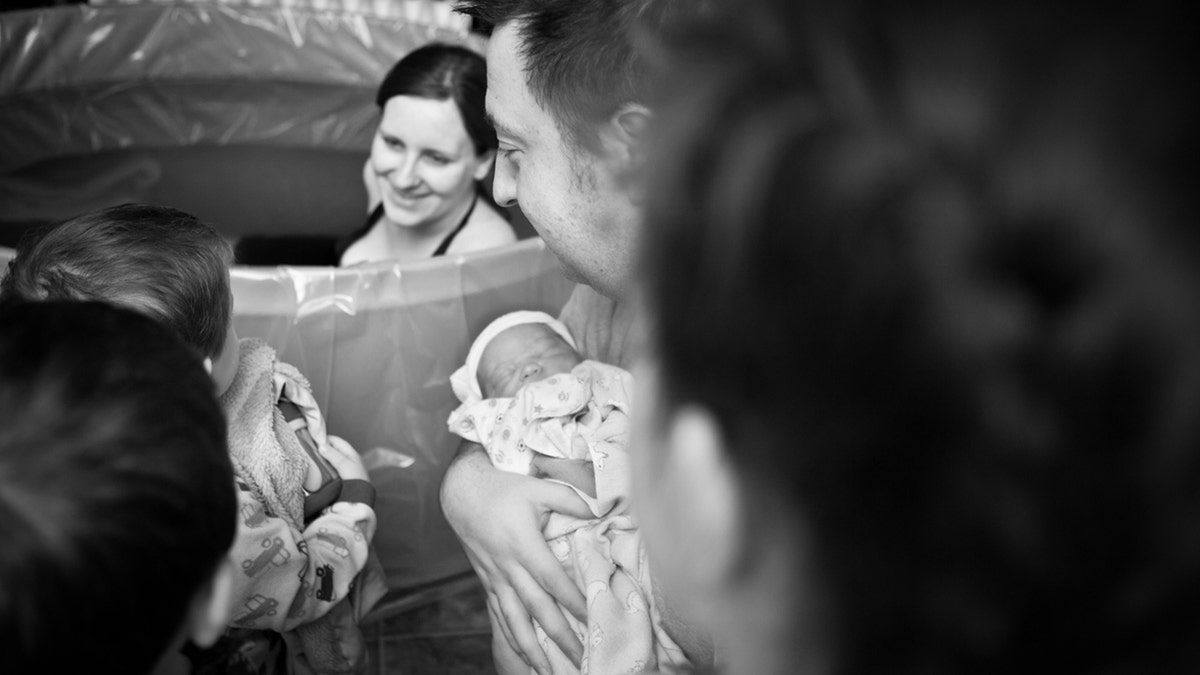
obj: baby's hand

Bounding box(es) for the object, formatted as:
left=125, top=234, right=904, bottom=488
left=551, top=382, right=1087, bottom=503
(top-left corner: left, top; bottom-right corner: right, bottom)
left=320, top=435, right=368, bottom=482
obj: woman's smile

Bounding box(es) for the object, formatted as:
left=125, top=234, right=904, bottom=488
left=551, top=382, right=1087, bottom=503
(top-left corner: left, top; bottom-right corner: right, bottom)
left=384, top=185, right=431, bottom=205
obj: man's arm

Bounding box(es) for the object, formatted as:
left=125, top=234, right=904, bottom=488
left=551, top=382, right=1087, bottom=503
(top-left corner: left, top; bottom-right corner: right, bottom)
left=440, top=440, right=595, bottom=674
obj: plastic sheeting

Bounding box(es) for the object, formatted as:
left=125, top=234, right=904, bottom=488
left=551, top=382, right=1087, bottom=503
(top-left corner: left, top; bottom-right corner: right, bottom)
left=234, top=240, right=576, bottom=589
left=0, top=1, right=481, bottom=232
left=0, top=240, right=579, bottom=588
left=0, top=0, right=476, bottom=173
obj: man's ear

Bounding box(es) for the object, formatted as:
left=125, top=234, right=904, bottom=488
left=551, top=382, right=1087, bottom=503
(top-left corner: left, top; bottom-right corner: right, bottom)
left=599, top=103, right=653, bottom=172
left=666, top=405, right=744, bottom=587
left=474, top=148, right=497, bottom=182
left=186, top=557, right=235, bottom=647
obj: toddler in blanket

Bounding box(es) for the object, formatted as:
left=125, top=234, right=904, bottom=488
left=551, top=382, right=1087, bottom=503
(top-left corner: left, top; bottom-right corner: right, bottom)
left=0, top=204, right=386, bottom=675
left=448, top=311, right=691, bottom=675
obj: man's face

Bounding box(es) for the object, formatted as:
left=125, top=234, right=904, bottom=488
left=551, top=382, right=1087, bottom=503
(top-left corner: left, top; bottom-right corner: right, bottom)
left=485, top=21, right=640, bottom=299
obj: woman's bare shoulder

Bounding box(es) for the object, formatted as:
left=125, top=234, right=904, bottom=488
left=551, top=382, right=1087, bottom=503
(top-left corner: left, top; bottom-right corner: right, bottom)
left=451, top=202, right=518, bottom=254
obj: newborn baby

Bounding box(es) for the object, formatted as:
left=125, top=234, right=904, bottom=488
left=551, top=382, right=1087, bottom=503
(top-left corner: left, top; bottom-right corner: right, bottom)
left=448, top=311, right=689, bottom=675
left=449, top=311, right=634, bottom=505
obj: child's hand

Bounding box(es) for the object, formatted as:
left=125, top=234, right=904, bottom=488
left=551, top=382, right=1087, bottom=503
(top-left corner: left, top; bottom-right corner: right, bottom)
left=320, top=435, right=368, bottom=482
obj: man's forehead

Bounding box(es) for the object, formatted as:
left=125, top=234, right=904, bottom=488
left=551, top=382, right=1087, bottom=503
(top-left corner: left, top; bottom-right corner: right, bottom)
left=484, top=92, right=521, bottom=141
left=484, top=20, right=536, bottom=140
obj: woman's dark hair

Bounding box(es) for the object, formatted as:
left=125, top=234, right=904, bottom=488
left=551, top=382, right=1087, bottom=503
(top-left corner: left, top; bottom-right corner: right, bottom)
left=643, top=0, right=1200, bottom=672
left=376, top=42, right=496, bottom=156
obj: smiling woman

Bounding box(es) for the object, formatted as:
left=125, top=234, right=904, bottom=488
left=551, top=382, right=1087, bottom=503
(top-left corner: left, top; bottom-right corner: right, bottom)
left=338, top=44, right=517, bottom=266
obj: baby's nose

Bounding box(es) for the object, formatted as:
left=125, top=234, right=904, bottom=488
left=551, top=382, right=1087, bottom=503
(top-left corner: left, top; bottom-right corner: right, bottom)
left=520, top=363, right=542, bottom=381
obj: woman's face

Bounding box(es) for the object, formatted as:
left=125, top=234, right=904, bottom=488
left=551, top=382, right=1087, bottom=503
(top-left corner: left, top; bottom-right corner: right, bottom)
left=369, top=95, right=494, bottom=229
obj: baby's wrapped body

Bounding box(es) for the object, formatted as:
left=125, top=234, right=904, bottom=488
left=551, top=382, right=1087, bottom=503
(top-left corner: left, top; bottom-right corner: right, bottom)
left=451, top=360, right=629, bottom=502
left=450, top=356, right=690, bottom=674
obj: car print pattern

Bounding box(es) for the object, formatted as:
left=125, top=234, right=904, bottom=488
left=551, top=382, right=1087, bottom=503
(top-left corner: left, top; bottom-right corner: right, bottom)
left=239, top=594, right=280, bottom=624
left=242, top=536, right=290, bottom=577
left=315, top=564, right=336, bottom=601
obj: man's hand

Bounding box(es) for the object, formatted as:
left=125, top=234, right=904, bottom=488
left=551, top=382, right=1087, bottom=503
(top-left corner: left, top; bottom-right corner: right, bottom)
left=441, top=445, right=594, bottom=674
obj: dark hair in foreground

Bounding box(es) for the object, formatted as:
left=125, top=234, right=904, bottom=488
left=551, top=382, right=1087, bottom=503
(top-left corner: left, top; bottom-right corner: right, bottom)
left=377, top=42, right=497, bottom=156
left=0, top=301, right=236, bottom=674
left=643, top=0, right=1200, bottom=671
left=455, top=0, right=690, bottom=151
left=0, top=203, right=233, bottom=358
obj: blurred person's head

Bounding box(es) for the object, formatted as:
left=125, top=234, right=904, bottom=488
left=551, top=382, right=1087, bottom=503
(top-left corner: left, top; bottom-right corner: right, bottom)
left=634, top=1, right=1200, bottom=673
left=370, top=43, right=499, bottom=233
left=456, top=0, right=690, bottom=298
left=0, top=301, right=237, bottom=674
left=0, top=203, right=240, bottom=395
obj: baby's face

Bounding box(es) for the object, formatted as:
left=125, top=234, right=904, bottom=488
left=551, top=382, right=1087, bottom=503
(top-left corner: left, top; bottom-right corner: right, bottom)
left=478, top=323, right=582, bottom=398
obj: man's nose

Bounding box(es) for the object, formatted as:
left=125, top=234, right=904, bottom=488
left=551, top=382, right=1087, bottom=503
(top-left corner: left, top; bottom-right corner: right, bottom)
left=492, top=157, right=518, bottom=207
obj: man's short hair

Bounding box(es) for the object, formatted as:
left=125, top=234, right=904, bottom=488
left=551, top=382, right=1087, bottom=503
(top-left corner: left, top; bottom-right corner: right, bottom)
left=456, top=0, right=689, bottom=152
left=0, top=203, right=234, bottom=357
left=0, top=301, right=236, bottom=674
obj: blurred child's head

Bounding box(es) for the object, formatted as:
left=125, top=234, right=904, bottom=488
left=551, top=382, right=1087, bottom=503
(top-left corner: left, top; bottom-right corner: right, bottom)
left=0, top=203, right=240, bottom=394
left=0, top=300, right=237, bottom=674
left=451, top=310, right=581, bottom=402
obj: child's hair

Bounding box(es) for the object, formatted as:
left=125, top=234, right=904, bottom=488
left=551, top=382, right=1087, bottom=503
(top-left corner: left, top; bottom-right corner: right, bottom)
left=0, top=203, right=234, bottom=357
left=0, top=300, right=236, bottom=674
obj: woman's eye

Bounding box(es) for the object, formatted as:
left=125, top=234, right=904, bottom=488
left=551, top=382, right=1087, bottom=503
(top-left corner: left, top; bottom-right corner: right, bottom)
left=384, top=137, right=403, bottom=150
left=425, top=153, right=450, bottom=165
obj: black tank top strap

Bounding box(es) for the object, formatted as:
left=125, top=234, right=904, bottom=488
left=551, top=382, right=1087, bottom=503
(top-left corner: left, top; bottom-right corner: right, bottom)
left=337, top=190, right=479, bottom=264
left=334, top=204, right=383, bottom=264
left=433, top=192, right=478, bottom=257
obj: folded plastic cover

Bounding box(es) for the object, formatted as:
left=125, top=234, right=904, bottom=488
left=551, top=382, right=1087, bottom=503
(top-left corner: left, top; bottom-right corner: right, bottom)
left=234, top=240, right=576, bottom=589
left=0, top=0, right=477, bottom=172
